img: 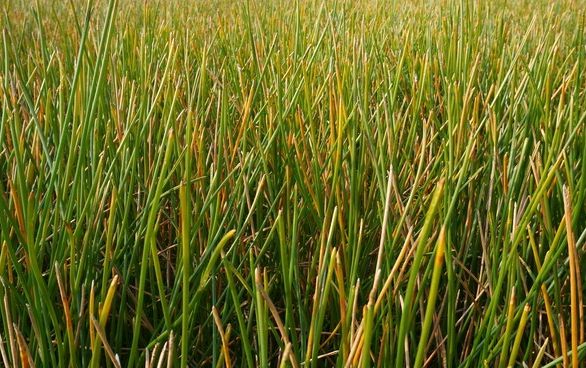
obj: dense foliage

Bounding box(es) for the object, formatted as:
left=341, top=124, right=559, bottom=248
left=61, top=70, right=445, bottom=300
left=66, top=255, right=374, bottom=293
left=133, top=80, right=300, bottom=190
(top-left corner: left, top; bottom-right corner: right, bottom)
left=1, top=0, right=585, bottom=366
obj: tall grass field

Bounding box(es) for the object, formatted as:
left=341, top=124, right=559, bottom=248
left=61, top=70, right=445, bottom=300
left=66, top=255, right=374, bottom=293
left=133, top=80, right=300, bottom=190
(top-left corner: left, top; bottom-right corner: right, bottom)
left=1, top=0, right=586, bottom=366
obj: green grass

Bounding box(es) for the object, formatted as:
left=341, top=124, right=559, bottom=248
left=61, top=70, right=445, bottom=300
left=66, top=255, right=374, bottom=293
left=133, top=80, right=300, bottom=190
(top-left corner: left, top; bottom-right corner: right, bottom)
left=1, top=0, right=585, bottom=366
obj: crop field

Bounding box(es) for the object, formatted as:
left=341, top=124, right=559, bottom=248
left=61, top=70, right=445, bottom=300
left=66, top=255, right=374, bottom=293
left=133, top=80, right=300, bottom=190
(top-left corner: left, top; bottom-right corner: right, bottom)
left=1, top=0, right=585, bottom=366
